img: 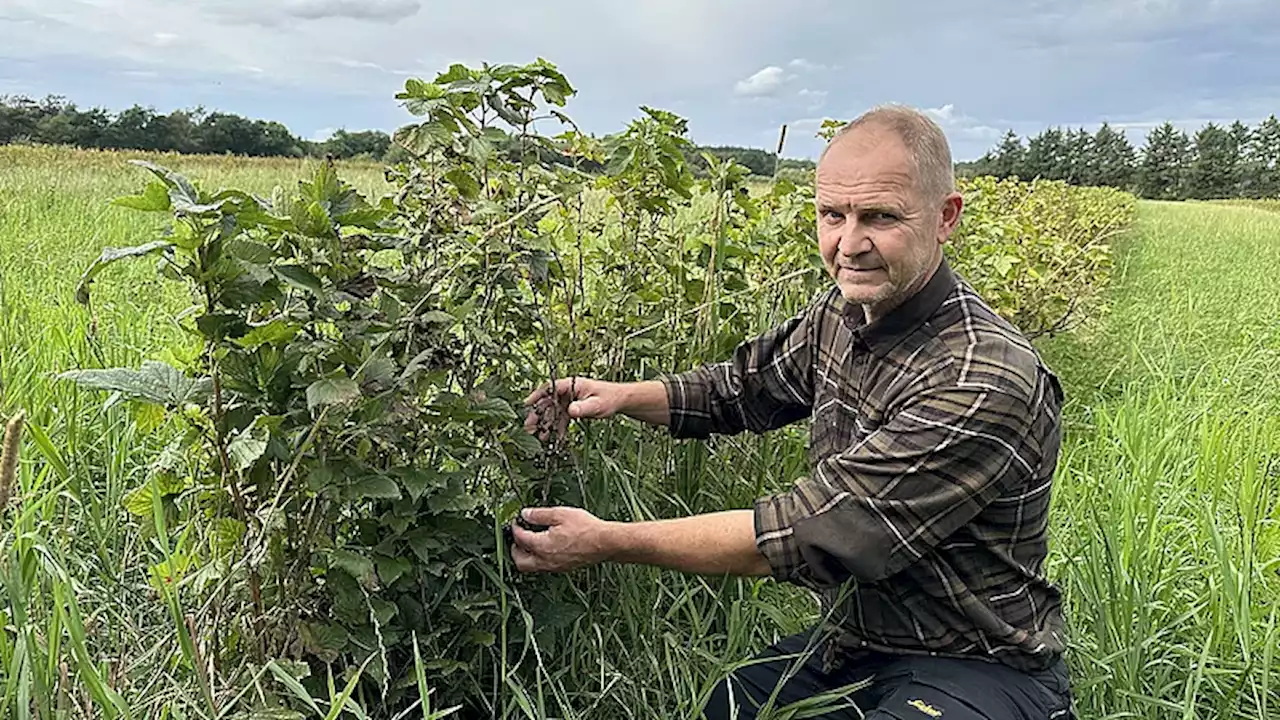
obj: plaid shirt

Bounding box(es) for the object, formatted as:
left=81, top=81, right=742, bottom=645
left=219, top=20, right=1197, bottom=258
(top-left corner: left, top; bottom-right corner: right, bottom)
left=660, top=257, right=1067, bottom=673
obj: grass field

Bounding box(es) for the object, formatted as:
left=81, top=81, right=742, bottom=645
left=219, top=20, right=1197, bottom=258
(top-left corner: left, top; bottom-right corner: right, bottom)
left=1, top=146, right=1278, bottom=717
left=1038, top=201, right=1280, bottom=718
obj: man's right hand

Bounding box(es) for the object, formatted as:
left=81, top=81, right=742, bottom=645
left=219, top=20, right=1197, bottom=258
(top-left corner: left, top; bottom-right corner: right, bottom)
left=523, top=377, right=671, bottom=441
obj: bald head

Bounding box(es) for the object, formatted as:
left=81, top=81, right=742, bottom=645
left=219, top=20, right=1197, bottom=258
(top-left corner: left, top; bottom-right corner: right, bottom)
left=819, top=105, right=956, bottom=202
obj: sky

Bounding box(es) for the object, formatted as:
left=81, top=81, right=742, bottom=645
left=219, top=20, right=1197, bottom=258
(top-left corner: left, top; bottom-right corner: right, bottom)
left=2, top=0, right=1279, bottom=161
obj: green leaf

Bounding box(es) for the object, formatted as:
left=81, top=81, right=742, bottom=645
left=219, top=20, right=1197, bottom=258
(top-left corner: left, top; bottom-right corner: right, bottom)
left=355, top=356, right=397, bottom=387
left=128, top=160, right=200, bottom=210
left=130, top=401, right=167, bottom=434
left=274, top=265, right=323, bottom=293
left=374, top=555, right=412, bottom=586
left=473, top=397, right=517, bottom=422
left=148, top=553, right=193, bottom=590
left=233, top=319, right=299, bottom=350
left=335, top=205, right=388, bottom=229
left=58, top=360, right=212, bottom=407
left=468, top=630, right=496, bottom=647
left=227, top=422, right=269, bottom=472
left=112, top=181, right=172, bottom=212
left=122, top=473, right=186, bottom=516
left=406, top=531, right=444, bottom=563
left=331, top=549, right=374, bottom=583
left=74, top=240, right=174, bottom=305
left=347, top=474, right=401, bottom=501
left=195, top=312, right=249, bottom=340
left=305, top=201, right=334, bottom=237
left=299, top=623, right=349, bottom=664
left=444, top=169, right=481, bottom=200
left=506, top=430, right=543, bottom=458
left=306, top=377, right=361, bottom=412
left=427, top=482, right=478, bottom=514
left=392, top=467, right=444, bottom=501
left=307, top=464, right=338, bottom=493
left=543, top=83, right=567, bottom=106
left=370, top=598, right=398, bottom=626
left=421, top=659, right=468, bottom=675
left=420, top=310, right=456, bottom=325
left=466, top=135, right=493, bottom=164
left=210, top=518, right=247, bottom=555
left=227, top=238, right=275, bottom=264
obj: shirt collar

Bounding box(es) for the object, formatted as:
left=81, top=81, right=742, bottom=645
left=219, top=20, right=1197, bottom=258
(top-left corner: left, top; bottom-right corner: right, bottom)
left=841, top=256, right=958, bottom=356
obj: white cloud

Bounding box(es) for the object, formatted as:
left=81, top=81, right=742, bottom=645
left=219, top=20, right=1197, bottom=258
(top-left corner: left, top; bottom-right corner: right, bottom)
left=962, top=124, right=1004, bottom=141
left=122, top=69, right=159, bottom=79
left=734, top=66, right=791, bottom=97
left=335, top=58, right=388, bottom=71
left=217, top=0, right=422, bottom=27
left=788, top=58, right=829, bottom=72
left=311, top=127, right=337, bottom=142
left=283, top=0, right=421, bottom=22
left=152, top=32, right=179, bottom=46
left=781, top=117, right=831, bottom=139
left=919, top=104, right=1006, bottom=145
left=798, top=88, right=828, bottom=109
left=925, top=104, right=957, bottom=123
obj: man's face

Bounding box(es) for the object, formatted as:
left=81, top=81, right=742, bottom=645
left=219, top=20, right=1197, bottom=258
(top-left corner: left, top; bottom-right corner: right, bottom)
left=815, top=127, right=960, bottom=318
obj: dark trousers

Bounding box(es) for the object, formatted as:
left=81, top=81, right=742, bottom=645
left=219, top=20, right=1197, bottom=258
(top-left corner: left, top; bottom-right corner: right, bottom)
left=703, top=631, right=1074, bottom=719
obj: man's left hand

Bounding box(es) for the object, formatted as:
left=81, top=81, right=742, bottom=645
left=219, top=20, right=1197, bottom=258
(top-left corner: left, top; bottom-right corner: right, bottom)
left=509, top=507, right=613, bottom=573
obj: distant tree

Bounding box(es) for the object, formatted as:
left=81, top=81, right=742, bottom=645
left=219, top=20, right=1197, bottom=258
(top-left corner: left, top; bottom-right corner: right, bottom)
left=0, top=95, right=43, bottom=144
left=1023, top=128, right=1066, bottom=180
left=687, top=145, right=777, bottom=176
left=195, top=113, right=303, bottom=157
left=1228, top=120, right=1256, bottom=197
left=1250, top=115, right=1280, bottom=198
left=320, top=129, right=393, bottom=160
left=1187, top=123, right=1239, bottom=199
left=149, top=109, right=203, bottom=154
left=989, top=130, right=1025, bottom=178
left=953, top=158, right=989, bottom=179
left=1062, top=128, right=1094, bottom=186
left=1138, top=122, right=1191, bottom=200
left=102, top=105, right=155, bottom=150
left=256, top=120, right=304, bottom=157
left=1092, top=122, right=1136, bottom=190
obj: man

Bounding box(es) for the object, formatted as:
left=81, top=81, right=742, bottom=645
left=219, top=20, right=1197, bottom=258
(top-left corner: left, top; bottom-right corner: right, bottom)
left=512, top=105, right=1074, bottom=719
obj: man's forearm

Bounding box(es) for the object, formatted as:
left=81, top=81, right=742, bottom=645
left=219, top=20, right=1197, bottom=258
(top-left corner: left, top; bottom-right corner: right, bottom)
left=618, top=380, right=671, bottom=427
left=602, top=510, right=772, bottom=577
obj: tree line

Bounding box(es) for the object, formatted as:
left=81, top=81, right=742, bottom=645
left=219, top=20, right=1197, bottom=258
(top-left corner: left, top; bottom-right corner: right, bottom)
left=962, top=117, right=1280, bottom=200
left=0, top=95, right=400, bottom=162
left=0, top=94, right=818, bottom=178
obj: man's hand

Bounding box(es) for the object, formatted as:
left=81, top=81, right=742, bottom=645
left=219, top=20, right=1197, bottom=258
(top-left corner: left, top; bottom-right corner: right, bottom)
left=509, top=507, right=772, bottom=578
left=509, top=507, right=613, bottom=573
left=523, top=377, right=622, bottom=442
left=523, top=377, right=670, bottom=441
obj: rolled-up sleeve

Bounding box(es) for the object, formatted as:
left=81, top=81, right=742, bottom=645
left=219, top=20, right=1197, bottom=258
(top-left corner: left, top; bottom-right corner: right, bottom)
left=753, top=381, right=1036, bottom=588
left=659, top=299, right=821, bottom=439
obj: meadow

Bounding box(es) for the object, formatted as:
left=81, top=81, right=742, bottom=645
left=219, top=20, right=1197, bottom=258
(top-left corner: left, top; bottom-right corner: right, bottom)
left=0, top=97, right=1277, bottom=720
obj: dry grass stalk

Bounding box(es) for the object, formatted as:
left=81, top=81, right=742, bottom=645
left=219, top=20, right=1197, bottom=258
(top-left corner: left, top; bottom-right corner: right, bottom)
left=1, top=410, right=26, bottom=511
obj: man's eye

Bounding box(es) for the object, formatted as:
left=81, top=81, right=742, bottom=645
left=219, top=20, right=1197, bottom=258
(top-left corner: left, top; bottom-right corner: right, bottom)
left=868, top=212, right=899, bottom=223
left=821, top=210, right=844, bottom=222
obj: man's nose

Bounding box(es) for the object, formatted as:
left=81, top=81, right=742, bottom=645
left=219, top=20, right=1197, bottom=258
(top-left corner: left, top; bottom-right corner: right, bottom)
left=838, top=225, right=873, bottom=256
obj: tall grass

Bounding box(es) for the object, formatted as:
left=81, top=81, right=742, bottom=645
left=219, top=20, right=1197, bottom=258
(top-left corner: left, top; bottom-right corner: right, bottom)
left=1040, top=201, right=1280, bottom=718
left=1, top=147, right=1276, bottom=717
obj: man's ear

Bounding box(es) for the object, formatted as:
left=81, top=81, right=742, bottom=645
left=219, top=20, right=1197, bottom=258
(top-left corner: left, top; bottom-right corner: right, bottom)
left=937, top=191, right=964, bottom=245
